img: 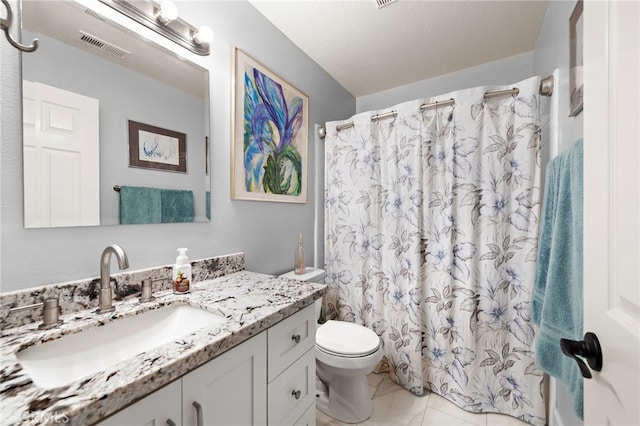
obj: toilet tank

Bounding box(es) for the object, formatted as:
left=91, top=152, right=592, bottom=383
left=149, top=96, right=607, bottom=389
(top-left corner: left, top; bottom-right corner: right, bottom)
left=279, top=267, right=325, bottom=283
left=279, top=268, right=326, bottom=322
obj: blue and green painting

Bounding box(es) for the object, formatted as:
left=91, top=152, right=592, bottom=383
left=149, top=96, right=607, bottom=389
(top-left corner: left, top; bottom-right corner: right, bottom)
left=243, top=66, right=303, bottom=196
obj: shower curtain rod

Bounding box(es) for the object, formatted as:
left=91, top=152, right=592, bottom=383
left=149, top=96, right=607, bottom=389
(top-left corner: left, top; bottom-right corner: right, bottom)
left=334, top=97, right=455, bottom=133
left=318, top=75, right=554, bottom=139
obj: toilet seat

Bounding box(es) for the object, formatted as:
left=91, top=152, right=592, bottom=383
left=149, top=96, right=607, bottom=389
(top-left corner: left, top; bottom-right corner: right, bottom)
left=316, top=320, right=380, bottom=357
left=316, top=344, right=379, bottom=358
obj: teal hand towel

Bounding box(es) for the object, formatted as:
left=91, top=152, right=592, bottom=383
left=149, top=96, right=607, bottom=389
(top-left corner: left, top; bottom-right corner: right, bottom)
left=206, top=191, right=211, bottom=220
left=119, top=186, right=162, bottom=224
left=532, top=139, right=584, bottom=419
left=161, top=189, right=194, bottom=223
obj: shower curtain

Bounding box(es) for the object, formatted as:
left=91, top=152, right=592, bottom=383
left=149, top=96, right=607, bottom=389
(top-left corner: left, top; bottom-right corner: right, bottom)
left=324, top=77, right=545, bottom=425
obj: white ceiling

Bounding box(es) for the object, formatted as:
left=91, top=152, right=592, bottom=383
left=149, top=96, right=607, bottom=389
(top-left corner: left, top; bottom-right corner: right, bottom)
left=249, top=0, right=548, bottom=97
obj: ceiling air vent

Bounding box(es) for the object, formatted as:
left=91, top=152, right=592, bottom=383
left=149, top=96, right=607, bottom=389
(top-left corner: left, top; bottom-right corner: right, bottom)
left=78, top=30, right=131, bottom=59
left=375, top=0, right=397, bottom=8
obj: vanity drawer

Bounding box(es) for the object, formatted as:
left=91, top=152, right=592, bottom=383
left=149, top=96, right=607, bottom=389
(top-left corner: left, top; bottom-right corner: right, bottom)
left=293, top=401, right=317, bottom=426
left=267, top=304, right=315, bottom=381
left=267, top=348, right=315, bottom=426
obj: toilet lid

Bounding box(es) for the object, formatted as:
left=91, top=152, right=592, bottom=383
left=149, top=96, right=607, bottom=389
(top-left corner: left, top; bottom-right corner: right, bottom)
left=316, top=320, right=380, bottom=357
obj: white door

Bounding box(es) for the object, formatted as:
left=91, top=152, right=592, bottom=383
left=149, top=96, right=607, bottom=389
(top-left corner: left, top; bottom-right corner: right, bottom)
left=23, top=81, right=100, bottom=228
left=583, top=0, right=640, bottom=424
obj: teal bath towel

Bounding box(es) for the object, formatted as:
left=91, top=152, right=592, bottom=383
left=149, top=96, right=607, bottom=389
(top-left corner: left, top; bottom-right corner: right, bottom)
left=119, top=186, right=162, bottom=224
left=161, top=189, right=194, bottom=223
left=531, top=139, right=584, bottom=419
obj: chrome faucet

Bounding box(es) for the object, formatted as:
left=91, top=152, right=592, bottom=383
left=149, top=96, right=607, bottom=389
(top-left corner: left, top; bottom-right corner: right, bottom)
left=97, top=244, right=129, bottom=314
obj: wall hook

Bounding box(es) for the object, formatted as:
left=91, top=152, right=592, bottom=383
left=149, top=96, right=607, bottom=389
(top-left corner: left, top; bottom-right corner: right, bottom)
left=1, top=0, right=38, bottom=52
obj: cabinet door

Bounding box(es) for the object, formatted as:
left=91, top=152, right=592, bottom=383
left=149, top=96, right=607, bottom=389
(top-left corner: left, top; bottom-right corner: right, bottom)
left=267, top=348, right=315, bottom=426
left=293, top=402, right=316, bottom=426
left=182, top=331, right=267, bottom=426
left=97, top=380, right=182, bottom=426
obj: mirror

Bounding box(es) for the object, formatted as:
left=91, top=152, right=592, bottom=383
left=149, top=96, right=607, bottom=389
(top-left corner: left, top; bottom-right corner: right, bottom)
left=20, top=0, right=210, bottom=228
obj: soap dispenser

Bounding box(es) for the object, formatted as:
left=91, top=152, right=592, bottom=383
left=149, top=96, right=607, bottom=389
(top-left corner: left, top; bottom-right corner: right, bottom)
left=172, top=248, right=192, bottom=294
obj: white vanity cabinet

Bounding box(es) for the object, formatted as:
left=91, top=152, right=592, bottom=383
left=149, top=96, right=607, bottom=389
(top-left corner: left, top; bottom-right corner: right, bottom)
left=293, top=403, right=317, bottom=426
left=97, top=304, right=316, bottom=426
left=98, top=333, right=267, bottom=426
left=182, top=331, right=267, bottom=426
left=97, top=380, right=182, bottom=426
left=267, top=304, right=316, bottom=426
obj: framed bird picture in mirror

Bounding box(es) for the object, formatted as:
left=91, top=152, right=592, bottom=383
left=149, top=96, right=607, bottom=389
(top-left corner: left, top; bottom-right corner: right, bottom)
left=128, top=120, right=187, bottom=173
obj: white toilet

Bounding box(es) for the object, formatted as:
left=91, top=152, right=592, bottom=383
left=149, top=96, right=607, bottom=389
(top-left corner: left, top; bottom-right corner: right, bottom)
left=280, top=268, right=383, bottom=424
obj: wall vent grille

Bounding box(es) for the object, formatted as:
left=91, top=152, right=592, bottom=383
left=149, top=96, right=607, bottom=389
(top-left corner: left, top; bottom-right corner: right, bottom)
left=376, top=0, right=397, bottom=8
left=78, top=31, right=131, bottom=59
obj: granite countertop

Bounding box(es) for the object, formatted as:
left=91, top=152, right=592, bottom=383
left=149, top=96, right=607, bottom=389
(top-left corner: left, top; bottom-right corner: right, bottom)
left=0, top=271, right=326, bottom=425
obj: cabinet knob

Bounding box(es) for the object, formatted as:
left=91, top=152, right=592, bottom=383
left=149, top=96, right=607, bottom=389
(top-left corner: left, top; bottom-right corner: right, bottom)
left=166, top=419, right=177, bottom=426
left=291, top=334, right=301, bottom=344
left=291, top=389, right=302, bottom=400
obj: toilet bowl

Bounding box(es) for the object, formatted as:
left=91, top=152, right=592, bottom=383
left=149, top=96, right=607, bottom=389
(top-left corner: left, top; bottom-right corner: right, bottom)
left=315, top=320, right=383, bottom=423
left=280, top=268, right=382, bottom=424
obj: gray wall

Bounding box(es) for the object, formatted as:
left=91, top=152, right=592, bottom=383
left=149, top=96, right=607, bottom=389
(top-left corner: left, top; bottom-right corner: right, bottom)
left=356, top=52, right=534, bottom=113
left=533, top=0, right=583, bottom=156
left=0, top=0, right=355, bottom=292
left=22, top=31, right=207, bottom=225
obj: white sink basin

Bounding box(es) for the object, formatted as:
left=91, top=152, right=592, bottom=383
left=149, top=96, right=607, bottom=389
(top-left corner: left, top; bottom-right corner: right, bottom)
left=16, top=304, right=226, bottom=389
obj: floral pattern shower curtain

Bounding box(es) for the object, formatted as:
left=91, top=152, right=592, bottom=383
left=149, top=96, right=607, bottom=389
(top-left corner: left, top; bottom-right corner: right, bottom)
left=324, top=77, right=546, bottom=425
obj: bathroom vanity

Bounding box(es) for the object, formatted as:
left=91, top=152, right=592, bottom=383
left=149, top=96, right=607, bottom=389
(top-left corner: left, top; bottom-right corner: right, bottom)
left=0, top=254, right=325, bottom=426
left=99, top=304, right=317, bottom=426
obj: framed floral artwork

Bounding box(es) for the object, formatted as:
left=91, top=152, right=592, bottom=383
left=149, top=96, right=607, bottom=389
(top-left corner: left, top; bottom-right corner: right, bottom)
left=231, top=47, right=308, bottom=203
left=128, top=120, right=187, bottom=172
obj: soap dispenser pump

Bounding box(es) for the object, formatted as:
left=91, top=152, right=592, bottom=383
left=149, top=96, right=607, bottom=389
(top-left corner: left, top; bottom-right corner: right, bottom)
left=172, top=248, right=192, bottom=294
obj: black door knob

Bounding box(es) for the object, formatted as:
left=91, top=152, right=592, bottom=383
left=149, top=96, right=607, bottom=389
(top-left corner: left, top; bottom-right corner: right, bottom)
left=560, top=332, right=603, bottom=379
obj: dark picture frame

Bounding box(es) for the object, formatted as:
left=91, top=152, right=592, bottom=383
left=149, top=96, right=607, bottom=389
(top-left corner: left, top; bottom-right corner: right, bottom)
left=205, top=136, right=209, bottom=175
left=569, top=0, right=584, bottom=117
left=128, top=120, right=187, bottom=173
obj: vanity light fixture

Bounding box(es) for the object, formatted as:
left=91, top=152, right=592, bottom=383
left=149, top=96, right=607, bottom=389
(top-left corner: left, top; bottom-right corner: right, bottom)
left=157, top=0, right=179, bottom=24
left=193, top=25, right=214, bottom=45
left=98, top=0, right=211, bottom=55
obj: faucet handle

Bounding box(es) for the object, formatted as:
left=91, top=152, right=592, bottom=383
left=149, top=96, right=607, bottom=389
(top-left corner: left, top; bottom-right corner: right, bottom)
left=140, top=278, right=163, bottom=303
left=140, top=279, right=155, bottom=303
left=39, top=297, right=63, bottom=330
left=9, top=296, right=63, bottom=329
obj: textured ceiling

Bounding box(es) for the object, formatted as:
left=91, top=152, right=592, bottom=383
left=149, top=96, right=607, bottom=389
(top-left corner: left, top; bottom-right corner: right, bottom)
left=250, top=0, right=548, bottom=97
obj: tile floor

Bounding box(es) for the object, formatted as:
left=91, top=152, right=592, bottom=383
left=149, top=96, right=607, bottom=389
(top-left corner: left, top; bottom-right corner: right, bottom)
left=316, top=373, right=532, bottom=426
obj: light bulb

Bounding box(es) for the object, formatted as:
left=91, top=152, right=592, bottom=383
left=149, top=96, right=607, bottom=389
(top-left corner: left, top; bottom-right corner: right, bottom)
left=158, top=0, right=179, bottom=24
left=193, top=26, right=213, bottom=45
